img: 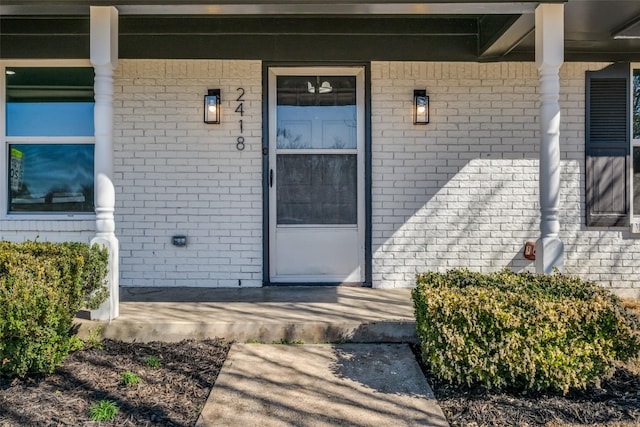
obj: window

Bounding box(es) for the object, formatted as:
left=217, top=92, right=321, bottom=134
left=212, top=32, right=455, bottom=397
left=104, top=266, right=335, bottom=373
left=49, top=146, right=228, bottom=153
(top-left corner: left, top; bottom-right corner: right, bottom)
left=4, top=66, right=95, bottom=214
left=585, top=63, right=630, bottom=227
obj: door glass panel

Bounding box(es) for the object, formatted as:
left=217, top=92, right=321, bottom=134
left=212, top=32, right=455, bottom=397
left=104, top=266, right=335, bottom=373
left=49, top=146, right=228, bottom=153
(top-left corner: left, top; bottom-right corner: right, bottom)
left=277, top=154, right=357, bottom=225
left=276, top=76, right=356, bottom=149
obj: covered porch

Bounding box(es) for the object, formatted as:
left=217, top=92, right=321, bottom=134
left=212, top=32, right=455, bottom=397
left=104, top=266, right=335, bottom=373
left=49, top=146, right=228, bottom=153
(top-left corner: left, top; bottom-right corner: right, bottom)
left=3, top=0, right=640, bottom=320
left=77, top=286, right=417, bottom=343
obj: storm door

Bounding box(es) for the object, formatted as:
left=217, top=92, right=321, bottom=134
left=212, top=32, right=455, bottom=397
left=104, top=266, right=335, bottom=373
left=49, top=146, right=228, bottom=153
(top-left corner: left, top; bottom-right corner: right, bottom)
left=268, top=67, right=365, bottom=283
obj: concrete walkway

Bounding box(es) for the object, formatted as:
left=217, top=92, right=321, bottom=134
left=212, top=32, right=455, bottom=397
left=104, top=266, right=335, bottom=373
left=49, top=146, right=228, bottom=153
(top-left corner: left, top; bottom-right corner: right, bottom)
left=78, top=286, right=450, bottom=426
left=196, top=343, right=449, bottom=427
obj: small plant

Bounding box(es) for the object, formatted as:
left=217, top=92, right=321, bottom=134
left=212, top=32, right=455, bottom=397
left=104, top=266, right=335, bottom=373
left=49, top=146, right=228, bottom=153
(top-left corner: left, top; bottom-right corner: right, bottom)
left=144, top=356, right=160, bottom=368
left=89, top=400, right=118, bottom=421
left=82, top=326, right=104, bottom=350
left=68, top=336, right=85, bottom=353
left=272, top=338, right=305, bottom=345
left=245, top=339, right=265, bottom=344
left=68, top=327, right=103, bottom=353
left=121, top=371, right=141, bottom=386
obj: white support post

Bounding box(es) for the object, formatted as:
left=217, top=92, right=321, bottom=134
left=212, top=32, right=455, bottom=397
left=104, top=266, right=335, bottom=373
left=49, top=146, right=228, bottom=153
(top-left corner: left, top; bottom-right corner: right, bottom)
left=535, top=3, right=564, bottom=274
left=90, top=6, right=119, bottom=320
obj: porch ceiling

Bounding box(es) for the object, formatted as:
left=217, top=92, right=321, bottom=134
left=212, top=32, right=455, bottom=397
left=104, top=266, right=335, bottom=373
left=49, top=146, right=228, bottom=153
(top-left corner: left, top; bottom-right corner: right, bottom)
left=1, top=0, right=640, bottom=62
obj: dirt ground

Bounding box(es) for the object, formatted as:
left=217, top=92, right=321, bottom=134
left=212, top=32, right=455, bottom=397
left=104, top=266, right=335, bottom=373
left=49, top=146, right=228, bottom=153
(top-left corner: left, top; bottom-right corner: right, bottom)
left=0, top=339, right=230, bottom=426
left=426, top=358, right=640, bottom=427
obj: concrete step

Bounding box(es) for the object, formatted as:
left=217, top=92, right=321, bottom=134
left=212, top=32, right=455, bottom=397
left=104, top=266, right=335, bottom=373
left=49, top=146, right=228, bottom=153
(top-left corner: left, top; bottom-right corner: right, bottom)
left=77, top=286, right=418, bottom=344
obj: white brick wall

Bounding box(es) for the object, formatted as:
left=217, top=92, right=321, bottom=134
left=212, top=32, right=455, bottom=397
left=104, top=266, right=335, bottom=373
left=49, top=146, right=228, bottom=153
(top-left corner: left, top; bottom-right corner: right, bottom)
left=3, top=59, right=638, bottom=295
left=114, top=60, right=262, bottom=287
left=371, top=61, right=639, bottom=296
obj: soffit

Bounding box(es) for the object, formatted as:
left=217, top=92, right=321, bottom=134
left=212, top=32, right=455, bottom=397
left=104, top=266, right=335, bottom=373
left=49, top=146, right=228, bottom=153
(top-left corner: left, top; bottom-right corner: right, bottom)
left=2, top=0, right=640, bottom=61
left=507, top=0, right=640, bottom=60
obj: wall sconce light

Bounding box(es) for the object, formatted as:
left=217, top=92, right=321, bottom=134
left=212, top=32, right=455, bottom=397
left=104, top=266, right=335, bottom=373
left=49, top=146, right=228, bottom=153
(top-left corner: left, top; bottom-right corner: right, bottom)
left=413, top=89, right=429, bottom=125
left=204, top=89, right=220, bottom=124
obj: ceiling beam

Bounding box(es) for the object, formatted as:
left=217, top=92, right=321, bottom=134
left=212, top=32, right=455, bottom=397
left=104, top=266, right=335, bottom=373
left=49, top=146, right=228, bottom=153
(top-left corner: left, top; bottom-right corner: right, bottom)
left=611, top=14, right=640, bottom=39
left=479, top=11, right=533, bottom=60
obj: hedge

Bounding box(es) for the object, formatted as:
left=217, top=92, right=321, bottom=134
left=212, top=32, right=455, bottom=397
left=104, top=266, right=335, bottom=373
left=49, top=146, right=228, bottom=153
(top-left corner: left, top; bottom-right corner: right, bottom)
left=0, top=241, right=109, bottom=377
left=412, top=269, right=640, bottom=394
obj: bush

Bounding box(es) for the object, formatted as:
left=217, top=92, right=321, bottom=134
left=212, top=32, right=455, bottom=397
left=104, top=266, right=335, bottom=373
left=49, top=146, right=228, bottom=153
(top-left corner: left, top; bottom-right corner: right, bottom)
left=0, top=241, right=109, bottom=377
left=412, top=269, right=640, bottom=394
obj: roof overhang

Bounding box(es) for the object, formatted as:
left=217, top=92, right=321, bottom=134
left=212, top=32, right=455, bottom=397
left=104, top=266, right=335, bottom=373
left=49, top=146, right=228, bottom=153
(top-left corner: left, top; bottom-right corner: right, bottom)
left=0, top=1, right=549, bottom=16
left=3, top=1, right=640, bottom=62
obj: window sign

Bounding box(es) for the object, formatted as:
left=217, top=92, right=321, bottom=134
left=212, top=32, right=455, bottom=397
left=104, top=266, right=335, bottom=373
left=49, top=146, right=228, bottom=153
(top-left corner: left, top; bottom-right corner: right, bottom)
left=4, top=66, right=95, bottom=214
left=9, top=147, right=23, bottom=192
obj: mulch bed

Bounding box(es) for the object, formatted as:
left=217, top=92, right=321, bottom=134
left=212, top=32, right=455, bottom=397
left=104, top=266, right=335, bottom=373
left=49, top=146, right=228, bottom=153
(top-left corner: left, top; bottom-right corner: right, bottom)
left=410, top=342, right=640, bottom=427
left=1, top=337, right=639, bottom=426
left=429, top=363, right=640, bottom=427
left=0, top=339, right=230, bottom=427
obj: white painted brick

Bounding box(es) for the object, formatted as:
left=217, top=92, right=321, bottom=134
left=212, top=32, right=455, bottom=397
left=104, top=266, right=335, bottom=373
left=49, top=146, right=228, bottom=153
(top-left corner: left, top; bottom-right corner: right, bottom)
left=113, top=59, right=263, bottom=287
left=371, top=61, right=639, bottom=291
left=6, top=60, right=636, bottom=293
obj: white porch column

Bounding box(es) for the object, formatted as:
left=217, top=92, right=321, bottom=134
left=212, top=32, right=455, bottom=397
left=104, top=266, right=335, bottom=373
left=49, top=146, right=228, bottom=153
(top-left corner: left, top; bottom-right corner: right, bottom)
left=90, top=6, right=119, bottom=320
left=535, top=3, right=564, bottom=274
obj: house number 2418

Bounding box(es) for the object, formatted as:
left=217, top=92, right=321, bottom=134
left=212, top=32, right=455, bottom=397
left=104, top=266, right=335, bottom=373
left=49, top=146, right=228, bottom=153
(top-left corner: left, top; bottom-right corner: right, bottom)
left=235, top=87, right=245, bottom=151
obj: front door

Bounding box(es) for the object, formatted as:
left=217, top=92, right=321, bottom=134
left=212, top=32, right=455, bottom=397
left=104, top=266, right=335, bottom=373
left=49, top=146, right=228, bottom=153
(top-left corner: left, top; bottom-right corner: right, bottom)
left=268, top=67, right=365, bottom=283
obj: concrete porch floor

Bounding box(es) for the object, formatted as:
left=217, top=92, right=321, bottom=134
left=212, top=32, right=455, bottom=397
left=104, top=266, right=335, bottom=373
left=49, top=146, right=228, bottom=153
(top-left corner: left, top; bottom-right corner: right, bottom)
left=78, top=286, right=418, bottom=343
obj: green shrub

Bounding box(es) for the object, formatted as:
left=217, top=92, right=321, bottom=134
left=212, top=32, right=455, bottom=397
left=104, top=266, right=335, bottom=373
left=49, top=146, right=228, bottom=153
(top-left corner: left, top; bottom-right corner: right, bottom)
left=412, top=269, right=640, bottom=394
left=0, top=241, right=109, bottom=377
left=0, top=241, right=109, bottom=309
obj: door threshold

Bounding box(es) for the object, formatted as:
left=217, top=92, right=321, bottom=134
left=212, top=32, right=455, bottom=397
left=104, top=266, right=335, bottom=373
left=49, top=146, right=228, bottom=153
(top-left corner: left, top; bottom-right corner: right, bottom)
left=265, top=281, right=371, bottom=287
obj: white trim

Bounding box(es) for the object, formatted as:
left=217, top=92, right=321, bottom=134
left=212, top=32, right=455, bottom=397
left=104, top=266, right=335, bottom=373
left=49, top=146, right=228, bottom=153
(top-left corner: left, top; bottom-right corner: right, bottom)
left=271, top=275, right=362, bottom=284
left=277, top=224, right=359, bottom=229
left=276, top=149, right=358, bottom=155
left=1, top=59, right=91, bottom=68
left=1, top=60, right=96, bottom=222
left=6, top=137, right=94, bottom=144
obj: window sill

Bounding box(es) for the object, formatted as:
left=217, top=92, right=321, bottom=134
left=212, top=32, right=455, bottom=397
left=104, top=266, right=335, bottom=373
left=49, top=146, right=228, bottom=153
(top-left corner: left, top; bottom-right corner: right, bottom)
left=2, top=213, right=95, bottom=221
left=0, top=215, right=95, bottom=233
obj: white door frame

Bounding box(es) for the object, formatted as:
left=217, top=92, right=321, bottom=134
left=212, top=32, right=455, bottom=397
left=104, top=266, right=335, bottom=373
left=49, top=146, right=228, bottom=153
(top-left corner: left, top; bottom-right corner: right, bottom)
left=268, top=66, right=366, bottom=283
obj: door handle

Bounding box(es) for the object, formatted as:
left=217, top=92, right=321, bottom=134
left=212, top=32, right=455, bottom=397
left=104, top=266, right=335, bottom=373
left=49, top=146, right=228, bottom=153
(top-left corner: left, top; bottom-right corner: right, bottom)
left=270, top=169, right=273, bottom=187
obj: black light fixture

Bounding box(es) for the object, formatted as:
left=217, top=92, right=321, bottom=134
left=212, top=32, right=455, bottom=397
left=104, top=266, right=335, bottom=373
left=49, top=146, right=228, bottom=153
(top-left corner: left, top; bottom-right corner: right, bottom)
left=204, top=89, right=220, bottom=124
left=413, top=89, right=429, bottom=125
